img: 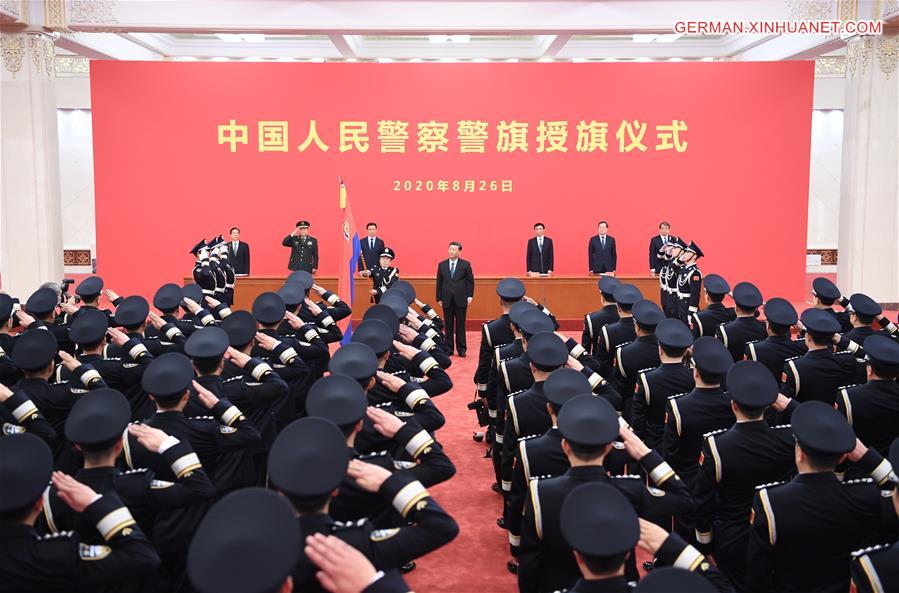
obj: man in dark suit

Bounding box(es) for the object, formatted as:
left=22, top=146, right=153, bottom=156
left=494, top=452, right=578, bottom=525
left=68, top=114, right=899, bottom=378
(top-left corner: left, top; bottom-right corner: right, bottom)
left=526, top=222, right=554, bottom=276
left=357, top=222, right=385, bottom=273
left=436, top=241, right=475, bottom=356
left=228, top=227, right=251, bottom=275
left=648, top=221, right=675, bottom=275
left=587, top=221, right=617, bottom=275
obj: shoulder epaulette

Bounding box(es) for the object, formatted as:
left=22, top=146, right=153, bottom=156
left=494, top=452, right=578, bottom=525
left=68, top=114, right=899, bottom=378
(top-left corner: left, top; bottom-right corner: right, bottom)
left=612, top=474, right=641, bottom=480
left=838, top=384, right=860, bottom=391
left=755, top=480, right=786, bottom=490
left=520, top=434, right=541, bottom=441
left=122, top=468, right=148, bottom=475
left=38, top=531, right=74, bottom=540
left=332, top=518, right=367, bottom=530
left=703, top=428, right=727, bottom=438
left=844, top=477, right=874, bottom=485
left=667, top=392, right=689, bottom=401
left=851, top=543, right=888, bottom=558
left=772, top=423, right=792, bottom=430
left=359, top=450, right=388, bottom=459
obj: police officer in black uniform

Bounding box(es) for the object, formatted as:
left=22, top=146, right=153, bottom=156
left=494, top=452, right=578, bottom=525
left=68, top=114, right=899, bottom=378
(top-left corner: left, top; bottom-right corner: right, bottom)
left=744, top=298, right=806, bottom=382
left=268, top=415, right=458, bottom=590
left=689, top=273, right=736, bottom=339
left=747, top=401, right=897, bottom=593
left=66, top=275, right=114, bottom=324
left=361, top=247, right=400, bottom=303
left=850, top=436, right=899, bottom=593
left=836, top=335, right=899, bottom=457
left=717, top=282, right=766, bottom=363
left=582, top=276, right=620, bottom=355
left=187, top=487, right=300, bottom=593
left=614, top=299, right=664, bottom=418
left=810, top=276, right=852, bottom=333
left=518, top=395, right=693, bottom=593
left=777, top=308, right=863, bottom=421
left=283, top=220, right=319, bottom=273
left=504, top=368, right=593, bottom=573
left=0, top=434, right=161, bottom=591
left=632, top=318, right=695, bottom=449
left=674, top=241, right=703, bottom=323
left=24, top=287, right=74, bottom=354
left=560, top=483, right=729, bottom=593
left=475, top=278, right=525, bottom=402
left=595, top=284, right=642, bottom=380
left=693, top=360, right=795, bottom=591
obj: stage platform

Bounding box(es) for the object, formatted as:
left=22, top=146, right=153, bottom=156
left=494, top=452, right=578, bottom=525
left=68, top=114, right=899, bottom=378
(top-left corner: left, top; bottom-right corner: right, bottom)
left=185, top=275, right=701, bottom=329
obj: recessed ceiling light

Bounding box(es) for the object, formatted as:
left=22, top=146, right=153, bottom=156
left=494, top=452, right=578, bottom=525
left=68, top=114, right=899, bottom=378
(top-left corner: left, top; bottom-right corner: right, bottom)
left=668, top=57, right=683, bottom=62
left=506, top=58, right=519, bottom=63
left=308, top=58, right=325, bottom=63
left=211, top=57, right=229, bottom=62
left=635, top=57, right=651, bottom=62
left=439, top=58, right=458, bottom=62
left=377, top=58, right=394, bottom=63
left=538, top=57, right=553, bottom=62
left=573, top=58, right=589, bottom=63
left=603, top=58, right=617, bottom=62
left=701, top=57, right=714, bottom=62
left=276, top=57, right=294, bottom=62
left=409, top=58, right=423, bottom=62
left=178, top=56, right=197, bottom=62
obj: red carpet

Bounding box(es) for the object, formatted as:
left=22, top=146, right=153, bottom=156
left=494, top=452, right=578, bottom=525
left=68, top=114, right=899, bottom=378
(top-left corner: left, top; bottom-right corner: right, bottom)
left=405, top=332, right=517, bottom=593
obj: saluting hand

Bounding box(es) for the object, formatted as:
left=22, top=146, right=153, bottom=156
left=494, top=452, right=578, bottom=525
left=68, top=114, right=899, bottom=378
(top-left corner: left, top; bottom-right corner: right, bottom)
left=58, top=350, right=81, bottom=372
left=52, top=472, right=100, bottom=513
left=619, top=419, right=650, bottom=461
left=204, top=296, right=221, bottom=309
left=0, top=384, right=13, bottom=404
left=15, top=309, right=36, bottom=327
left=106, top=327, right=129, bottom=347
left=347, top=459, right=392, bottom=493
left=375, top=370, right=406, bottom=393
left=397, top=324, right=418, bottom=343
left=254, top=331, right=279, bottom=351
left=192, top=380, right=220, bottom=409
left=224, top=346, right=250, bottom=368
left=304, top=299, right=323, bottom=315
left=147, top=311, right=166, bottom=330
left=637, top=518, right=670, bottom=555
left=129, top=424, right=170, bottom=452
left=392, top=340, right=418, bottom=361
left=182, top=297, right=201, bottom=314
left=283, top=310, right=304, bottom=331
left=367, top=406, right=404, bottom=439
left=305, top=533, right=378, bottom=593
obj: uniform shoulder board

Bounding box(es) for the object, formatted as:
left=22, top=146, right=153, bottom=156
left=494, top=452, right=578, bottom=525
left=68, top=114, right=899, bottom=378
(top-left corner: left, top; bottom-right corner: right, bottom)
left=755, top=480, right=786, bottom=490
left=393, top=460, right=416, bottom=470
left=844, top=478, right=874, bottom=485
left=38, top=531, right=74, bottom=540
left=851, top=543, right=888, bottom=558
left=772, top=423, right=792, bottom=430
left=612, top=474, right=641, bottom=480
left=332, top=518, right=367, bottom=531
left=359, top=450, right=389, bottom=459
left=703, top=428, right=728, bottom=438
left=667, top=392, right=688, bottom=401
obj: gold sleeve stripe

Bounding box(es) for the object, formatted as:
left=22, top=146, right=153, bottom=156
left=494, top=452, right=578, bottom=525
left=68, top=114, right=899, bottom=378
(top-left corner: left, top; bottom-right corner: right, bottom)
left=529, top=480, right=543, bottom=540
left=858, top=555, right=885, bottom=593
left=708, top=436, right=723, bottom=483
left=96, top=507, right=136, bottom=541
left=759, top=488, right=777, bottom=546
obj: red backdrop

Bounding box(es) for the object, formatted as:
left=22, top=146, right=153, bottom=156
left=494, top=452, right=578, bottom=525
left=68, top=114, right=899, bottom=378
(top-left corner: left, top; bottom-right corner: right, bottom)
left=90, top=61, right=813, bottom=301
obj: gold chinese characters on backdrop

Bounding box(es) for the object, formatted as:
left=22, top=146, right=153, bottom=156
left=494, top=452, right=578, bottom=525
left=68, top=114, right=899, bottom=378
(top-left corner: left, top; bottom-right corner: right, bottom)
left=216, top=119, right=689, bottom=155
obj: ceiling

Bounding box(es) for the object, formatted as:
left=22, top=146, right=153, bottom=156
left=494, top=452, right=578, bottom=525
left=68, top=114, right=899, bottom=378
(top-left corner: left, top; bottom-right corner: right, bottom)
left=4, top=0, right=895, bottom=63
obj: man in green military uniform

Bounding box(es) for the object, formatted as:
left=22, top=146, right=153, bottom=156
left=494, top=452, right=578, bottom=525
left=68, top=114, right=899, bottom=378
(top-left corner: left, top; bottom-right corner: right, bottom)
left=282, top=220, right=319, bottom=273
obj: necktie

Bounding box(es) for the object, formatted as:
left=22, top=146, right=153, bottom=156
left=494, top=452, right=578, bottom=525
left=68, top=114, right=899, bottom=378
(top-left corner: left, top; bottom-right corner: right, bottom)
left=233, top=241, right=238, bottom=253
left=369, top=238, right=374, bottom=250
left=450, top=260, right=456, bottom=278
left=538, top=238, right=542, bottom=252
left=601, top=236, right=605, bottom=248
